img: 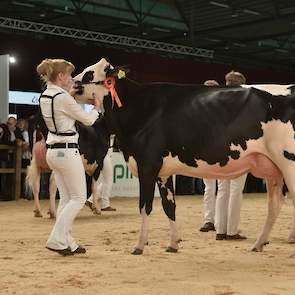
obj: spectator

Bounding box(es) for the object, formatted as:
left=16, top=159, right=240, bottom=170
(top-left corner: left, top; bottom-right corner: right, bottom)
left=200, top=79, right=219, bottom=232
left=215, top=70, right=248, bottom=240
left=7, top=116, right=23, bottom=142
left=17, top=118, right=31, bottom=167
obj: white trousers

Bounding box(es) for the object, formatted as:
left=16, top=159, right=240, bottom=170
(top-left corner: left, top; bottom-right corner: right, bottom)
left=88, top=152, right=113, bottom=209
left=215, top=174, right=248, bottom=235
left=203, top=179, right=217, bottom=223
left=46, top=148, right=86, bottom=251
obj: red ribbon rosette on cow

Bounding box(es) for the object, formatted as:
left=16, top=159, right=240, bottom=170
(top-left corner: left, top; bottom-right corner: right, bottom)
left=103, top=77, right=123, bottom=109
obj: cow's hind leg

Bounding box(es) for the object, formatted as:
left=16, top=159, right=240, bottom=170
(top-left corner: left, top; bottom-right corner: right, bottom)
left=157, top=176, right=181, bottom=253
left=288, top=196, right=295, bottom=243
left=252, top=177, right=284, bottom=251
left=132, top=163, right=161, bottom=255
left=91, top=177, right=101, bottom=215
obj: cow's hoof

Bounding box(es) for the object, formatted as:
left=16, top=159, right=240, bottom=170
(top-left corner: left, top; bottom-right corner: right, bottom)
left=92, top=208, right=101, bottom=215
left=85, top=200, right=93, bottom=210
left=166, top=247, right=178, bottom=253
left=47, top=210, right=56, bottom=219
left=131, top=248, right=143, bottom=255
left=177, top=239, right=182, bottom=243
left=251, top=246, right=263, bottom=252
left=263, top=241, right=270, bottom=246
left=33, top=209, right=43, bottom=218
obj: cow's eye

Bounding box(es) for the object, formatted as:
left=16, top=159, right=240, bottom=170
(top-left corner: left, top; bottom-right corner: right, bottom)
left=104, top=65, right=111, bottom=73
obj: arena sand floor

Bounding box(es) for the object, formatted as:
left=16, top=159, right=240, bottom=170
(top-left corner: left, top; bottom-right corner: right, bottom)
left=1, top=194, right=295, bottom=295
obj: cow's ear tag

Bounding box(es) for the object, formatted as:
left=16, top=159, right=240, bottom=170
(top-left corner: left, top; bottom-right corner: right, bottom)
left=118, top=70, right=126, bottom=79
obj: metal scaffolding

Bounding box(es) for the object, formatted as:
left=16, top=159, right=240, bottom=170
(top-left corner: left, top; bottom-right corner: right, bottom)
left=0, top=17, right=214, bottom=59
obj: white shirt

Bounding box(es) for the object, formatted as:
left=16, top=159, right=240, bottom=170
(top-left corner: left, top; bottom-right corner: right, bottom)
left=40, top=83, right=99, bottom=145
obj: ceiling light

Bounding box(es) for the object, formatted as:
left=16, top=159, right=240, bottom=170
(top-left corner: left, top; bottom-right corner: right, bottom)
left=153, top=27, right=171, bottom=33
left=243, top=9, right=261, bottom=16
left=120, top=21, right=138, bottom=27
left=9, top=56, right=16, bottom=64
left=276, top=48, right=288, bottom=54
left=233, top=42, right=246, bottom=47
left=207, top=38, right=221, bottom=42
left=209, top=1, right=229, bottom=8
left=12, top=1, right=35, bottom=8
left=53, top=8, right=75, bottom=15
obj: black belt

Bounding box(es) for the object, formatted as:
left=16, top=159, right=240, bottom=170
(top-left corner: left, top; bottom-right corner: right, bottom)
left=46, top=143, right=79, bottom=149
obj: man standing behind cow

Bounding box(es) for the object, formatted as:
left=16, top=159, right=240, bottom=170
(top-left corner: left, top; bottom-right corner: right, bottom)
left=199, top=79, right=220, bottom=232
left=215, top=70, right=248, bottom=240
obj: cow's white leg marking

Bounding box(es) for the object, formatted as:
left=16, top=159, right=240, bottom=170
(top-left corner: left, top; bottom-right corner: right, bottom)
left=288, top=196, right=295, bottom=243
left=272, top=160, right=295, bottom=244
left=281, top=167, right=295, bottom=243
left=168, top=219, right=181, bottom=251
left=252, top=178, right=284, bottom=251
left=91, top=178, right=101, bottom=215
left=133, top=207, right=149, bottom=255
left=157, top=177, right=181, bottom=252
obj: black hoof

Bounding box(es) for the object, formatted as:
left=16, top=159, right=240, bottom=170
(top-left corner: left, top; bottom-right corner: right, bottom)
left=166, top=247, right=178, bottom=253
left=131, top=248, right=143, bottom=255
left=145, top=241, right=149, bottom=246
left=177, top=239, right=182, bottom=243
left=251, top=248, right=258, bottom=252
left=263, top=241, right=270, bottom=246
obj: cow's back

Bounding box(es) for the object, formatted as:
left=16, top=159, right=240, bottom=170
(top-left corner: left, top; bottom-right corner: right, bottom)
left=115, top=82, right=272, bottom=168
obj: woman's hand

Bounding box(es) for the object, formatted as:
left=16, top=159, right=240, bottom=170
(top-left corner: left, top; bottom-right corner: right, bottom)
left=93, top=98, right=101, bottom=111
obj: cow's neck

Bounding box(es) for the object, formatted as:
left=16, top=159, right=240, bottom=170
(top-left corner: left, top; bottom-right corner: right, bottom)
left=103, top=78, right=141, bottom=157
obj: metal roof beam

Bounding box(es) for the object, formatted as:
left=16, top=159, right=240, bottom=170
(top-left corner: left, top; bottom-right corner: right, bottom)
left=0, top=17, right=213, bottom=59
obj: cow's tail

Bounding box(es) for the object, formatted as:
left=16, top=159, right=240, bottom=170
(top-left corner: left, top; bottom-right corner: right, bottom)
left=25, top=154, right=40, bottom=195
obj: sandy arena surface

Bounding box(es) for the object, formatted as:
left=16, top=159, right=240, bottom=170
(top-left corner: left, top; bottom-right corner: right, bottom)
left=1, top=194, right=295, bottom=295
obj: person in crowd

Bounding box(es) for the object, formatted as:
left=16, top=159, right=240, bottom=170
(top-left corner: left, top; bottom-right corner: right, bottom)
left=199, top=79, right=220, bottom=232
left=86, top=134, right=116, bottom=213
left=16, top=118, right=32, bottom=199
left=37, top=58, right=102, bottom=256
left=7, top=116, right=24, bottom=144
left=17, top=118, right=31, bottom=167
left=215, top=70, right=248, bottom=240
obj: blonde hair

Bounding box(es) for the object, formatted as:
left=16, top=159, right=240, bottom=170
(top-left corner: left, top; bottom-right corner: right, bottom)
left=225, top=70, right=246, bottom=86
left=36, top=58, right=74, bottom=83
left=204, top=80, right=219, bottom=86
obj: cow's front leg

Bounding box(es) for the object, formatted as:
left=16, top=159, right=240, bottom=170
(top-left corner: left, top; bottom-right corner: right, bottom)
left=252, top=178, right=284, bottom=251
left=132, top=163, right=161, bottom=255
left=157, top=176, right=181, bottom=253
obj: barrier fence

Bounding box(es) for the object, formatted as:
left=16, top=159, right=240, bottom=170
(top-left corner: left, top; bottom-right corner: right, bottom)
left=0, top=144, right=26, bottom=200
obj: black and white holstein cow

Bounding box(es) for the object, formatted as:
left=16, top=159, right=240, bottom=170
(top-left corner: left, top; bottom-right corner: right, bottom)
left=73, top=59, right=295, bottom=255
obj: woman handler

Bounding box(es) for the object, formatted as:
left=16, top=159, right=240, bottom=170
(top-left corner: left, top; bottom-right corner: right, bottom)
left=37, top=58, right=101, bottom=256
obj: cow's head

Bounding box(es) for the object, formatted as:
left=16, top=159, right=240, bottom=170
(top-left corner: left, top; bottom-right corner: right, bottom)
left=72, top=58, right=129, bottom=108
left=72, top=58, right=112, bottom=104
